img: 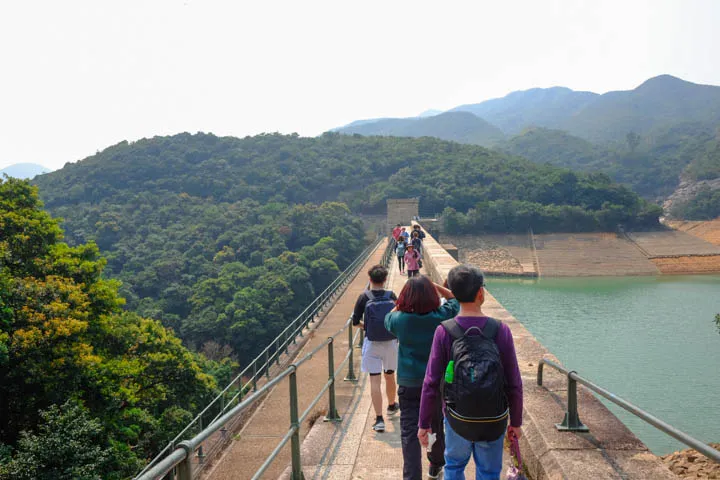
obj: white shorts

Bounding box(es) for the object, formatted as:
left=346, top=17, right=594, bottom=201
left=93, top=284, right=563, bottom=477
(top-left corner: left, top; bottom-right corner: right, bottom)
left=361, top=339, right=399, bottom=374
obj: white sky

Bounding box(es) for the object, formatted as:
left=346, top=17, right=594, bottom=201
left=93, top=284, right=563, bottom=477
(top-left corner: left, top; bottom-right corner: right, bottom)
left=1, top=0, right=719, bottom=170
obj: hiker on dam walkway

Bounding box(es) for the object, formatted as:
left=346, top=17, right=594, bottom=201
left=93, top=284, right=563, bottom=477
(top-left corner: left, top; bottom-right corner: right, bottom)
left=396, top=237, right=407, bottom=274
left=351, top=264, right=399, bottom=433
left=393, top=224, right=403, bottom=241
left=419, top=265, right=523, bottom=480
left=405, top=243, right=421, bottom=277
left=385, top=276, right=459, bottom=480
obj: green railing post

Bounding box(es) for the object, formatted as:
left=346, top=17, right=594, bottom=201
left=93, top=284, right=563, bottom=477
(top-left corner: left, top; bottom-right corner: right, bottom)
left=344, top=324, right=357, bottom=382
left=556, top=371, right=589, bottom=432
left=168, top=442, right=176, bottom=480
left=197, top=416, right=205, bottom=464
left=176, top=441, right=193, bottom=480
left=264, top=350, right=270, bottom=378
left=289, top=368, right=305, bottom=480
left=252, top=361, right=258, bottom=391
left=325, top=338, right=341, bottom=422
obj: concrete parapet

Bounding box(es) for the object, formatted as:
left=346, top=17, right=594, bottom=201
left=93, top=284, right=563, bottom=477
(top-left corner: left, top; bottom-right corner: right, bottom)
left=412, top=221, right=677, bottom=480
left=440, top=243, right=459, bottom=261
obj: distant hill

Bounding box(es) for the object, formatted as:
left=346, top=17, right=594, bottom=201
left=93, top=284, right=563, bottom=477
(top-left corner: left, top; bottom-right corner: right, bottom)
left=499, top=127, right=613, bottom=170
left=452, top=87, right=598, bottom=134
left=561, top=75, right=720, bottom=143
left=452, top=75, right=720, bottom=143
left=499, top=122, right=720, bottom=201
left=418, top=109, right=442, bottom=117
left=334, top=111, right=505, bottom=147
left=0, top=163, right=51, bottom=179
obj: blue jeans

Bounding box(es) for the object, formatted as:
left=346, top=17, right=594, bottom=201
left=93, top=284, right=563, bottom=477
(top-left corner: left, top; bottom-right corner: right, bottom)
left=443, top=418, right=505, bottom=480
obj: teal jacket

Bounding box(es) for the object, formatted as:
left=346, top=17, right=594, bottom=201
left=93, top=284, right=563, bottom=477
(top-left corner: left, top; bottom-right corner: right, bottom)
left=384, top=299, right=460, bottom=387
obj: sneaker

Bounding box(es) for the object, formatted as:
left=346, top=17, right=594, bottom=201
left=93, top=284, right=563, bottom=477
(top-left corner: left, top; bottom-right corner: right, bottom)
left=386, top=402, right=400, bottom=416
left=428, top=464, right=443, bottom=479
left=372, top=417, right=385, bottom=432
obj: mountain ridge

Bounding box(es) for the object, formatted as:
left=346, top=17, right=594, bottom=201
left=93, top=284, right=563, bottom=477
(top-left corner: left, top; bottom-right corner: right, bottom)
left=0, top=163, right=52, bottom=179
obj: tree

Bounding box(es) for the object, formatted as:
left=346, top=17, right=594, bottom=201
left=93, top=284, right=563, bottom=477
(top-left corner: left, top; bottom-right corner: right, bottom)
left=626, top=131, right=641, bottom=153
left=0, top=401, right=113, bottom=480
left=0, top=178, right=219, bottom=477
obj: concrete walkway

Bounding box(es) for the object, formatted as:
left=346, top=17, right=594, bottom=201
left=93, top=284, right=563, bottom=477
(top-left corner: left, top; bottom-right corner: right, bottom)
left=203, top=241, right=387, bottom=480
left=287, top=244, right=503, bottom=479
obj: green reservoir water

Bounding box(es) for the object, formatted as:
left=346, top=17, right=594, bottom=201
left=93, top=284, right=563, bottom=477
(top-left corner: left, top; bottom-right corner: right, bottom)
left=487, top=275, right=720, bottom=455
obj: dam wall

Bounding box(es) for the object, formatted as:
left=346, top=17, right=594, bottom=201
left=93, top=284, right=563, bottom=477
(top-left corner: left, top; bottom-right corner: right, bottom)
left=415, top=222, right=677, bottom=479
left=446, top=229, right=720, bottom=276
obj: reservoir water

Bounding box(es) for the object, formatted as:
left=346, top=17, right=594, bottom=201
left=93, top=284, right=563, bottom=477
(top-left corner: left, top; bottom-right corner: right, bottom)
left=487, top=275, right=720, bottom=455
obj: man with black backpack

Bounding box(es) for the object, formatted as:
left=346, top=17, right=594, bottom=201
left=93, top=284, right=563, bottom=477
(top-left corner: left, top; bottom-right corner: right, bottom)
left=351, top=264, right=399, bottom=433
left=418, top=265, right=523, bottom=480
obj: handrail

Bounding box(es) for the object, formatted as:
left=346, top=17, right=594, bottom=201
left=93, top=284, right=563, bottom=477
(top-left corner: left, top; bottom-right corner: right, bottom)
left=537, top=358, right=720, bottom=463
left=137, top=321, right=363, bottom=480
left=136, top=236, right=386, bottom=479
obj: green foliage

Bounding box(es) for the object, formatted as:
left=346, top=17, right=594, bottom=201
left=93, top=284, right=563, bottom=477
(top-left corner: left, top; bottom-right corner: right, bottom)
left=684, top=137, right=720, bottom=181
left=0, top=177, right=218, bottom=477
left=32, top=131, right=658, bottom=273
left=501, top=124, right=720, bottom=201
left=443, top=200, right=662, bottom=234
left=0, top=401, right=113, bottom=480
left=670, top=186, right=720, bottom=220
left=715, top=314, right=720, bottom=334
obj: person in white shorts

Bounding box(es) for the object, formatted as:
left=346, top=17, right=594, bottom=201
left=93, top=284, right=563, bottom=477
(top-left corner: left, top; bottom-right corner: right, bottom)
left=351, top=264, right=399, bottom=432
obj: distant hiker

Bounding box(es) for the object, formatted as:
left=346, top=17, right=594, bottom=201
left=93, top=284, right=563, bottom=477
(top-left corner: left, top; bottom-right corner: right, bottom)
left=413, top=224, right=426, bottom=240
left=393, top=224, right=403, bottom=241
left=404, top=244, right=421, bottom=277
left=400, top=227, right=411, bottom=243
left=351, top=264, right=399, bottom=433
left=419, top=265, right=523, bottom=480
left=396, top=237, right=407, bottom=274
left=411, top=230, right=423, bottom=259
left=385, top=276, right=460, bottom=480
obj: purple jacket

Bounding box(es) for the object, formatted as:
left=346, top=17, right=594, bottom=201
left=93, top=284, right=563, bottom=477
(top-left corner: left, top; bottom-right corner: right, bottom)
left=419, top=315, right=523, bottom=429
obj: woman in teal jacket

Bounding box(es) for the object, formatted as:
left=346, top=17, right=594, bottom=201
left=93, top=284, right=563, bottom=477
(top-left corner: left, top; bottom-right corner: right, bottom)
left=385, top=276, right=459, bottom=480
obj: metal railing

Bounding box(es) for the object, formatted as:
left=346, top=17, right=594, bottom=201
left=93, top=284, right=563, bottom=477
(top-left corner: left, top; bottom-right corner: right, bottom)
left=135, top=236, right=387, bottom=479
left=138, top=320, right=362, bottom=480
left=537, top=358, right=720, bottom=463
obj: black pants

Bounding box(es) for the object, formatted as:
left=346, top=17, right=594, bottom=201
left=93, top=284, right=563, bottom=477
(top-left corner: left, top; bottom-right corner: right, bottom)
left=407, top=269, right=419, bottom=277
left=398, top=385, right=445, bottom=480
left=398, top=254, right=405, bottom=271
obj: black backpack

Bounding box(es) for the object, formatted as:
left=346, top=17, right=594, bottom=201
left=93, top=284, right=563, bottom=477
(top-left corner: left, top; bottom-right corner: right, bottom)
left=364, top=291, right=396, bottom=341
left=441, top=318, right=509, bottom=442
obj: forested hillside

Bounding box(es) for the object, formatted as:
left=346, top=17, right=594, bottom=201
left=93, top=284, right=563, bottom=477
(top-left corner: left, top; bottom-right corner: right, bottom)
left=0, top=178, right=226, bottom=479
left=500, top=124, right=720, bottom=202
left=333, top=75, right=720, bottom=216
left=7, top=132, right=663, bottom=476
left=33, top=134, right=661, bottom=314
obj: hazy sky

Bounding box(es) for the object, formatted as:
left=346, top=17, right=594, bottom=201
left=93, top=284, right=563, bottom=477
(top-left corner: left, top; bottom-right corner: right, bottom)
left=2, top=0, right=720, bottom=170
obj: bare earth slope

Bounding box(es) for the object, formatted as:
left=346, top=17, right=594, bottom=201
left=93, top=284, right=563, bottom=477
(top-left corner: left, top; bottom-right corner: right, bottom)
left=665, top=219, right=720, bottom=246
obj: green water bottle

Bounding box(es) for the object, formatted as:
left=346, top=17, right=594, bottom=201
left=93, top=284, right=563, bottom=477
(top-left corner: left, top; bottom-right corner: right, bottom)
left=444, top=360, right=454, bottom=384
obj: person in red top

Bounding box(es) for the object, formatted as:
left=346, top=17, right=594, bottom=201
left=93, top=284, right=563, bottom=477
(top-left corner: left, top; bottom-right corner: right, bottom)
left=392, top=224, right=402, bottom=241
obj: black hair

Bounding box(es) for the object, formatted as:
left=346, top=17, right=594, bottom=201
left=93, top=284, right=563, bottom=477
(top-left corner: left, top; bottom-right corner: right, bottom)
left=368, top=264, right=389, bottom=284
left=447, top=264, right=485, bottom=303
